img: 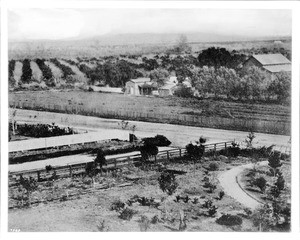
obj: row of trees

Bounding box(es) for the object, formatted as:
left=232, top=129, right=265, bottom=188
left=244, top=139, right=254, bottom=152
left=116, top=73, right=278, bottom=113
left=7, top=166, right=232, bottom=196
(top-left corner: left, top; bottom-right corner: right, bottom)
left=35, top=59, right=55, bottom=86
left=20, top=59, right=32, bottom=84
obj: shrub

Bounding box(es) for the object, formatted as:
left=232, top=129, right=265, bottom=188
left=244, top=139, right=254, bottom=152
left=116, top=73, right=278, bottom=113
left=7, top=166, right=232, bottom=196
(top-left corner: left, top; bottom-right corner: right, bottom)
left=138, top=215, right=150, bottom=232
left=151, top=215, right=159, bottom=224
left=174, top=84, right=194, bottom=98
left=21, top=59, right=32, bottom=84
left=142, top=135, right=171, bottom=147
left=119, top=207, right=137, bottom=221
left=202, top=199, right=213, bottom=208
left=208, top=162, right=219, bottom=171
left=95, top=148, right=106, bottom=169
left=110, top=200, right=125, bottom=211
left=185, top=143, right=205, bottom=161
left=252, top=176, right=267, bottom=193
left=218, top=190, right=225, bottom=200
left=208, top=205, right=218, bottom=217
left=268, top=151, right=282, bottom=176
left=140, top=143, right=158, bottom=161
left=216, top=214, right=243, bottom=226
left=158, top=171, right=178, bottom=196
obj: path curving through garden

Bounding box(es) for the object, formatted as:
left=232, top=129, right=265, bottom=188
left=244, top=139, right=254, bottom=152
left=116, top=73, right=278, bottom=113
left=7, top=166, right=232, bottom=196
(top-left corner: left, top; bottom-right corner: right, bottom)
left=218, top=161, right=268, bottom=210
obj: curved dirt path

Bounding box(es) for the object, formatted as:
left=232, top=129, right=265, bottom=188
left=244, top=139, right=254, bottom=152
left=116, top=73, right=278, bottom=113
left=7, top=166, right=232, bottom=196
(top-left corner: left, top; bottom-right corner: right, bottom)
left=218, top=161, right=267, bottom=210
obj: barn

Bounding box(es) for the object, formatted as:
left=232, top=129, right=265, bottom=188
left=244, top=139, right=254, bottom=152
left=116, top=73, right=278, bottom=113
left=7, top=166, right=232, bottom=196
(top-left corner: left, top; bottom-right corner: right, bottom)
left=243, top=53, right=291, bottom=79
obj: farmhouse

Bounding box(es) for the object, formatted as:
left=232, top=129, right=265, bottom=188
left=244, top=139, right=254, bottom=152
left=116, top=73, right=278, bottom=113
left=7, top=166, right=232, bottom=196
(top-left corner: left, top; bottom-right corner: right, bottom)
left=125, top=78, right=156, bottom=95
left=243, top=53, right=291, bottom=79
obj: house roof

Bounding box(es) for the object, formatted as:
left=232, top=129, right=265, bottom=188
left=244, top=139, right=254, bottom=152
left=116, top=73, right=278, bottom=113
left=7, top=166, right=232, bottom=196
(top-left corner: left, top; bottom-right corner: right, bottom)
left=252, top=54, right=291, bottom=66
left=139, top=83, right=156, bottom=89
left=263, top=64, right=291, bottom=73
left=129, top=78, right=151, bottom=83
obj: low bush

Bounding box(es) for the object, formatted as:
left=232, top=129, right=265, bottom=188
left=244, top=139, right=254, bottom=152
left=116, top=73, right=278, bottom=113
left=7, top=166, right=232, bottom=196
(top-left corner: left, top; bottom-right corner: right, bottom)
left=216, top=214, right=243, bottom=226
left=158, top=171, right=178, bottom=196
left=119, top=207, right=137, bottom=221
left=142, top=135, right=171, bottom=146
left=251, top=176, right=267, bottom=193
left=110, top=200, right=125, bottom=212
left=207, top=162, right=219, bottom=171
left=218, top=190, right=225, bottom=200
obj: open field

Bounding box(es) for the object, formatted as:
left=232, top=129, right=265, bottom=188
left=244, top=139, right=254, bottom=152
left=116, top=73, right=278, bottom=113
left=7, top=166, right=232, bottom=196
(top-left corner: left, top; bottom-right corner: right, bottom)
left=9, top=90, right=291, bottom=135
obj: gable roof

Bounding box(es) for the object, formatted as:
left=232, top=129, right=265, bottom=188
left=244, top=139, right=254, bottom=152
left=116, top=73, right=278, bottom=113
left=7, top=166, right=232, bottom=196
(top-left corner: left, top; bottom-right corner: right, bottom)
left=129, top=78, right=151, bottom=83
left=263, top=64, right=291, bottom=73
left=252, top=54, right=291, bottom=66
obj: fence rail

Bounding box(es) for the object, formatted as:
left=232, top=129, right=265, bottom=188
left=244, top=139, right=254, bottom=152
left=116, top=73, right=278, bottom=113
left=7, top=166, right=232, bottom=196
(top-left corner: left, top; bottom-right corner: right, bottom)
left=9, top=141, right=233, bottom=183
left=9, top=101, right=290, bottom=135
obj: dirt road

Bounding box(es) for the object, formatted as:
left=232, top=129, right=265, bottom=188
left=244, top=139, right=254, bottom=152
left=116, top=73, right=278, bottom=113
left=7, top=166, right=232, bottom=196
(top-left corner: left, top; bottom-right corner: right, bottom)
left=10, top=109, right=291, bottom=151
left=218, top=161, right=267, bottom=210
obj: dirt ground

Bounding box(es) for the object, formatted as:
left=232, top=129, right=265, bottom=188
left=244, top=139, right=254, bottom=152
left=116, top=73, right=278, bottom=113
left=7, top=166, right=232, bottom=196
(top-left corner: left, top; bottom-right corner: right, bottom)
left=8, top=157, right=258, bottom=232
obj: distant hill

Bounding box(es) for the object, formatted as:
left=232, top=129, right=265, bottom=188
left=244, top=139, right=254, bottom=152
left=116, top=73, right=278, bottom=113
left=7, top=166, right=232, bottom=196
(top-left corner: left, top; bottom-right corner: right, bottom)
left=8, top=32, right=291, bottom=59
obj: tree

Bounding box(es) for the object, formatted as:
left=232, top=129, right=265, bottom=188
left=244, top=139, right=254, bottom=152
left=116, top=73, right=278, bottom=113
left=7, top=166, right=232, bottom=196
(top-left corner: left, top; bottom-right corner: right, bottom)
left=186, top=137, right=206, bottom=175
left=85, top=162, right=97, bottom=187
left=173, top=34, right=192, bottom=54
left=95, top=149, right=106, bottom=175
left=19, top=176, right=38, bottom=206
left=252, top=176, right=267, bottom=193
left=268, top=152, right=282, bottom=177
left=158, top=171, right=178, bottom=196
left=140, top=143, right=158, bottom=164
left=173, top=84, right=194, bottom=98
left=267, top=72, right=291, bottom=103
left=149, top=68, right=169, bottom=87
left=197, top=47, right=246, bottom=69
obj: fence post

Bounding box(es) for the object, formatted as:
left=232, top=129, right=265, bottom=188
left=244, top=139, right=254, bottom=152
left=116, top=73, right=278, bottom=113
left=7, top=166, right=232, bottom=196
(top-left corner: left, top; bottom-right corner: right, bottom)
left=214, top=144, right=217, bottom=153
left=69, top=165, right=73, bottom=178
left=154, top=155, right=157, bottom=163
left=114, top=159, right=117, bottom=169
left=167, top=151, right=170, bottom=161
left=127, top=156, right=130, bottom=165
left=225, top=142, right=227, bottom=150
left=37, top=171, right=41, bottom=182
left=179, top=149, right=182, bottom=157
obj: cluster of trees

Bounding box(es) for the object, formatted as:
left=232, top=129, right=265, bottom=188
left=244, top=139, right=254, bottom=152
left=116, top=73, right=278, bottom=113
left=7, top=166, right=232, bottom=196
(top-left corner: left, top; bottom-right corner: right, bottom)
left=35, top=59, right=54, bottom=86
left=20, top=59, right=32, bottom=84
left=78, top=60, right=143, bottom=87
left=174, top=65, right=290, bottom=103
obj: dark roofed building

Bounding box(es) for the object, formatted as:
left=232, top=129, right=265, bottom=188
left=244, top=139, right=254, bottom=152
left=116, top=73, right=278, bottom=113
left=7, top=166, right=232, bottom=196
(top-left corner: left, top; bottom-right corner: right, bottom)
left=243, top=53, right=291, bottom=78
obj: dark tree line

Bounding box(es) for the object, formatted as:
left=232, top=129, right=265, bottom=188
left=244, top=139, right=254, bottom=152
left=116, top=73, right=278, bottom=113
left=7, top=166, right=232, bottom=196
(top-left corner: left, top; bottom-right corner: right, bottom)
left=20, top=59, right=32, bottom=84
left=9, top=60, right=16, bottom=78
left=35, top=59, right=54, bottom=86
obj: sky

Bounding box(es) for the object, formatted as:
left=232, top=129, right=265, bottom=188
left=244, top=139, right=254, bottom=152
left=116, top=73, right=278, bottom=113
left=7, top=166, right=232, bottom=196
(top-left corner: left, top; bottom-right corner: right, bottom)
left=8, top=8, right=292, bottom=41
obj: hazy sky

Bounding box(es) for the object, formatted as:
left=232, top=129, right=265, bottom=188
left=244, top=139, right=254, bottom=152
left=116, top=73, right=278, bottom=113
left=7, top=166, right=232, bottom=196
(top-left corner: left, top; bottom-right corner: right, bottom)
left=8, top=8, right=292, bottom=40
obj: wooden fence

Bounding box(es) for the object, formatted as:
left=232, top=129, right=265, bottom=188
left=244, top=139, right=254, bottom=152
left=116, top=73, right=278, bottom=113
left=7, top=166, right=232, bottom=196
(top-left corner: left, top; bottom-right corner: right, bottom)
left=9, top=101, right=290, bottom=135
left=9, top=141, right=233, bottom=184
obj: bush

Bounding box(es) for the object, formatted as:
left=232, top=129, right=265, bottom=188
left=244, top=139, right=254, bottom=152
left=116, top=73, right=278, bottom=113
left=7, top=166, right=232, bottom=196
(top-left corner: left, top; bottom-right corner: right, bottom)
left=208, top=162, right=219, bottom=171
left=140, top=143, right=158, bottom=161
left=185, top=143, right=205, bottom=161
left=158, top=171, right=178, bottom=196
left=119, top=207, right=137, bottom=221
left=252, top=176, right=267, bottom=193
left=216, top=214, right=243, bottom=226
left=138, top=215, right=150, bottom=231
left=142, top=135, right=171, bottom=147
left=110, top=200, right=125, bottom=211
left=174, top=84, right=194, bottom=98
left=208, top=205, right=218, bottom=217
left=218, top=190, right=225, bottom=200
left=21, top=59, right=32, bottom=84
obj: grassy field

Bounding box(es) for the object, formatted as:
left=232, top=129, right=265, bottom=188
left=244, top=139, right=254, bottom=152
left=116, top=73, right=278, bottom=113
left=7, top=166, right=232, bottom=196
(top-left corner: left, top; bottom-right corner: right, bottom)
left=9, top=90, right=291, bottom=135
